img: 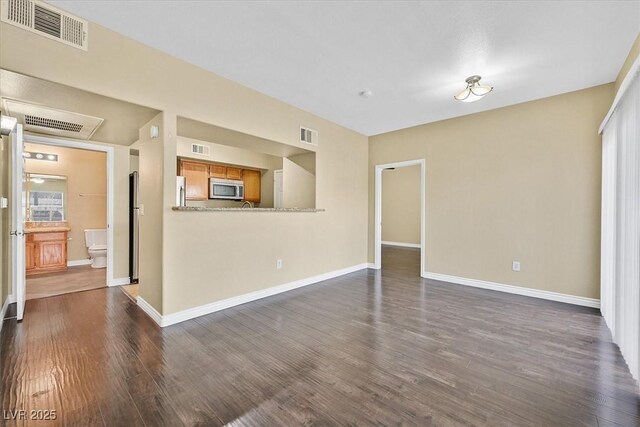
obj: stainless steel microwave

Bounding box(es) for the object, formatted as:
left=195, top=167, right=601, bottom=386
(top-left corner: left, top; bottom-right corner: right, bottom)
left=209, top=178, right=244, bottom=200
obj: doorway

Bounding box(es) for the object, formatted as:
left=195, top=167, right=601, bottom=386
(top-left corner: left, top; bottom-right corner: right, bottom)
left=10, top=130, right=116, bottom=319
left=373, top=159, right=426, bottom=276
left=24, top=142, right=108, bottom=300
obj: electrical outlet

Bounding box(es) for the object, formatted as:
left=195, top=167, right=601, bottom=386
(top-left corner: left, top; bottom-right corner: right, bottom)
left=276, top=259, right=283, bottom=269
left=512, top=261, right=521, bottom=272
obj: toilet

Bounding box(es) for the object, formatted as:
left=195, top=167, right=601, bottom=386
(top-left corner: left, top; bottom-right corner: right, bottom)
left=84, top=229, right=107, bottom=269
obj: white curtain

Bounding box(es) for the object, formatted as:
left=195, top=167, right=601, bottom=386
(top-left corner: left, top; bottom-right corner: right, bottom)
left=601, top=67, right=640, bottom=382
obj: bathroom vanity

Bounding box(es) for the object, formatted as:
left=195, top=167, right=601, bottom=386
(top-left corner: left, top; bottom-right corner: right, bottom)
left=25, top=223, right=70, bottom=276
left=22, top=172, right=71, bottom=276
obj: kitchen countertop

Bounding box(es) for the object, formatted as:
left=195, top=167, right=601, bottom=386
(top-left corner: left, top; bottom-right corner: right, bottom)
left=172, top=206, right=324, bottom=212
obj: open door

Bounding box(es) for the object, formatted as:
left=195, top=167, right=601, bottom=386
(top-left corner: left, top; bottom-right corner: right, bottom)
left=10, top=124, right=26, bottom=320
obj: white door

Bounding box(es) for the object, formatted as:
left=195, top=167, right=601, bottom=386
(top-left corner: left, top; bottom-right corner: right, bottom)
left=10, top=124, right=26, bottom=320
left=274, top=169, right=283, bottom=208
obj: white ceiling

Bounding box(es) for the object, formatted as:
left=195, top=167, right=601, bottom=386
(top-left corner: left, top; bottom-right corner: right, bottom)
left=50, top=1, right=640, bottom=136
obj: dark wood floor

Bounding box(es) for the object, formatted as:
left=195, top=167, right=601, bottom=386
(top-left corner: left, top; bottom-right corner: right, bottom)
left=1, top=246, right=638, bottom=426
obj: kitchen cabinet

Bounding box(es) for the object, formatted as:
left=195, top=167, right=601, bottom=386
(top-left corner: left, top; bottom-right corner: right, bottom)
left=226, top=167, right=242, bottom=180
left=179, top=159, right=261, bottom=203
left=180, top=160, right=209, bottom=200
left=26, top=231, right=68, bottom=276
left=210, top=164, right=226, bottom=179
left=210, top=165, right=242, bottom=180
left=243, top=169, right=261, bottom=203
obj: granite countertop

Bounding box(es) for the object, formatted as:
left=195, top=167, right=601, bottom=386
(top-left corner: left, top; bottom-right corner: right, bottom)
left=25, top=226, right=71, bottom=233
left=172, top=206, right=324, bottom=212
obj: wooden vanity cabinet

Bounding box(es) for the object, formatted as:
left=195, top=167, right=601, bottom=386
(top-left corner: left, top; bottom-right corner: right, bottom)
left=242, top=169, right=261, bottom=203
left=180, top=160, right=209, bottom=200
left=26, top=231, right=68, bottom=276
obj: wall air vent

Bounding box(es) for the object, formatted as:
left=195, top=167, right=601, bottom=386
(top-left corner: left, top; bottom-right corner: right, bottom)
left=1, top=0, right=88, bottom=51
left=191, top=143, right=210, bottom=156
left=3, top=99, right=104, bottom=139
left=300, top=126, right=318, bottom=146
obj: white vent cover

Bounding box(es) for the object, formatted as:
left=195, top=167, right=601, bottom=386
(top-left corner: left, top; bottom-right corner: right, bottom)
left=1, top=0, right=88, bottom=51
left=190, top=143, right=210, bottom=156
left=3, top=99, right=104, bottom=139
left=300, top=126, right=318, bottom=145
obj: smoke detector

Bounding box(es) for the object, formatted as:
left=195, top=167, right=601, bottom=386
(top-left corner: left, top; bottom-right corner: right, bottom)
left=3, top=99, right=104, bottom=139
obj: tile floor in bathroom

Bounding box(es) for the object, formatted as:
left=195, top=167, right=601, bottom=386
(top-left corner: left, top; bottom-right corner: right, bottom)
left=26, top=265, right=106, bottom=300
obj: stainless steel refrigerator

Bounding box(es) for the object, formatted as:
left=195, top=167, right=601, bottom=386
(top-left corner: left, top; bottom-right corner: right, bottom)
left=129, top=171, right=139, bottom=283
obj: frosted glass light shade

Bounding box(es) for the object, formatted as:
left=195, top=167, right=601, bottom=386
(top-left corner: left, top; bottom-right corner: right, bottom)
left=454, top=76, right=493, bottom=102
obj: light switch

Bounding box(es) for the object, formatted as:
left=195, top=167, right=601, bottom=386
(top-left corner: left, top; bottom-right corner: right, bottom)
left=0, top=197, right=7, bottom=209
left=139, top=204, right=144, bottom=215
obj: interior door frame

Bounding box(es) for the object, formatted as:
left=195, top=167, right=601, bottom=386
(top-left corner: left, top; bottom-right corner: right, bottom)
left=374, top=159, right=426, bottom=276
left=15, top=133, right=117, bottom=290
left=10, top=124, right=25, bottom=319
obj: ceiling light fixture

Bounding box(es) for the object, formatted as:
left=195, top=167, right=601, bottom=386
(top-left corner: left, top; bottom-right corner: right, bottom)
left=454, top=75, right=493, bottom=103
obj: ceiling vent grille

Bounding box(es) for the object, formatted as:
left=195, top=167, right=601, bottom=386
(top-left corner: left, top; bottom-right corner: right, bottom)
left=3, top=99, right=103, bottom=139
left=300, top=126, right=318, bottom=146
left=191, top=143, right=210, bottom=156
left=1, top=0, right=88, bottom=51
left=25, top=115, right=84, bottom=133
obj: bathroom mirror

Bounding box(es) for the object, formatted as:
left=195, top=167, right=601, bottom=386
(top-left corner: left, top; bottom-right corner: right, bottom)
left=25, top=173, right=67, bottom=222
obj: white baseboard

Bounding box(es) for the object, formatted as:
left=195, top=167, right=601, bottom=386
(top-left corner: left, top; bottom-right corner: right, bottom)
left=109, top=277, right=131, bottom=287
left=422, top=271, right=600, bottom=308
left=140, top=263, right=369, bottom=328
left=137, top=297, right=163, bottom=325
left=382, top=241, right=421, bottom=249
left=366, top=263, right=378, bottom=269
left=0, top=294, right=16, bottom=336
left=67, top=259, right=92, bottom=267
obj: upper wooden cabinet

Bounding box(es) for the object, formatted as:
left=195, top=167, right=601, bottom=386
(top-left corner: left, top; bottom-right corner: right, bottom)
left=179, top=159, right=260, bottom=203
left=209, top=164, right=226, bottom=179
left=180, top=160, right=209, bottom=200
left=210, top=165, right=242, bottom=180
left=226, top=167, right=242, bottom=180
left=243, top=169, right=261, bottom=203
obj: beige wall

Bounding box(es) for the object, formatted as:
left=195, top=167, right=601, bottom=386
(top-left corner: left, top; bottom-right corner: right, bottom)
left=369, top=84, right=614, bottom=299
left=136, top=113, right=165, bottom=311
left=282, top=153, right=316, bottom=209
left=24, top=143, right=106, bottom=263
left=177, top=136, right=283, bottom=208
left=615, top=32, right=640, bottom=94
left=163, top=123, right=366, bottom=314
left=381, top=165, right=420, bottom=244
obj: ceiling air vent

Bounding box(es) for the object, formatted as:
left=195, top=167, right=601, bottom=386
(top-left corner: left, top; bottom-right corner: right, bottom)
left=3, top=99, right=104, bottom=139
left=1, top=0, right=88, bottom=51
left=300, top=126, right=318, bottom=146
left=191, top=143, right=210, bottom=156
left=25, top=115, right=83, bottom=133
